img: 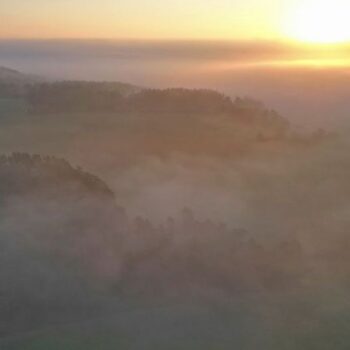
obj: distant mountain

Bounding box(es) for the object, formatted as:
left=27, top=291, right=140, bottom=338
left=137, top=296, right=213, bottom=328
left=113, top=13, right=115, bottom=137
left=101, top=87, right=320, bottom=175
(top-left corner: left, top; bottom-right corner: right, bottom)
left=0, top=67, right=142, bottom=98
left=0, top=66, right=42, bottom=85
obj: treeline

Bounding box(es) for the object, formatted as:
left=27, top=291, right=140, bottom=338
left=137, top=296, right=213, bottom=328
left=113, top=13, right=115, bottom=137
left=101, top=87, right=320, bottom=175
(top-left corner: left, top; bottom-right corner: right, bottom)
left=119, top=208, right=304, bottom=296
left=26, top=81, right=139, bottom=113
left=0, top=79, right=300, bottom=147
left=0, top=152, right=114, bottom=199
left=25, top=82, right=280, bottom=119
left=26, top=83, right=234, bottom=114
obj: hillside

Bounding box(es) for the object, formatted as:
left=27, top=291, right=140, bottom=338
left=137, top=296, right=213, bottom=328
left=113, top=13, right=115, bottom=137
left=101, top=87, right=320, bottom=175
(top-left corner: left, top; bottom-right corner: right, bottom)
left=0, top=66, right=141, bottom=99
left=0, top=152, right=114, bottom=198
left=0, top=66, right=41, bottom=85
left=0, top=152, right=348, bottom=350
left=0, top=152, right=307, bottom=346
left=0, top=153, right=124, bottom=335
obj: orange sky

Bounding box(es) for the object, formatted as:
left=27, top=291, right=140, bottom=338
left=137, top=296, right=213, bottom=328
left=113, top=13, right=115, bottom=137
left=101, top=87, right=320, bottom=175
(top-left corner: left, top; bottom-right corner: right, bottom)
left=1, top=0, right=291, bottom=40
left=3, top=0, right=350, bottom=47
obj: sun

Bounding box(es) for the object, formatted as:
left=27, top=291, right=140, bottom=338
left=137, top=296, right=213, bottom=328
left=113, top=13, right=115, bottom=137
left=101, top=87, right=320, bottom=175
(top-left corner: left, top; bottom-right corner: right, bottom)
left=286, top=0, right=350, bottom=44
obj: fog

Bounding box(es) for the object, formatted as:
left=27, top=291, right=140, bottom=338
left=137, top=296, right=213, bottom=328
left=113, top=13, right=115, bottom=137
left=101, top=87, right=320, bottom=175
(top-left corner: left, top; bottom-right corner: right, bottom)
left=1, top=42, right=350, bottom=348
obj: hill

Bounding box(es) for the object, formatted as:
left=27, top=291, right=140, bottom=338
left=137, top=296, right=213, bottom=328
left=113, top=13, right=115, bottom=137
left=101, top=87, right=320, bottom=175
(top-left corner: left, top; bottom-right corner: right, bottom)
left=0, top=66, right=141, bottom=99
left=0, top=66, right=41, bottom=85
left=0, top=153, right=124, bottom=336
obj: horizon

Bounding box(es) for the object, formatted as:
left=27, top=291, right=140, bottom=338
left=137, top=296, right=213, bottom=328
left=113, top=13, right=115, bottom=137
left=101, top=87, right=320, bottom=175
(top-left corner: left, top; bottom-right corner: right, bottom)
left=2, top=38, right=350, bottom=82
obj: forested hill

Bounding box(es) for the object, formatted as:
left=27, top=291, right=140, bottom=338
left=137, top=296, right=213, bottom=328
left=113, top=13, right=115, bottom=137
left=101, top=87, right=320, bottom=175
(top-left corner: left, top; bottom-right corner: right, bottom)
left=0, top=153, right=114, bottom=199
left=25, top=83, right=293, bottom=142
left=0, top=67, right=42, bottom=97
left=26, top=82, right=280, bottom=118
left=0, top=152, right=345, bottom=348
left=0, top=153, right=305, bottom=327
left=0, top=67, right=140, bottom=98
left=0, top=66, right=282, bottom=123
left=0, top=66, right=41, bottom=85
left=0, top=67, right=328, bottom=162
left=0, top=153, right=124, bottom=335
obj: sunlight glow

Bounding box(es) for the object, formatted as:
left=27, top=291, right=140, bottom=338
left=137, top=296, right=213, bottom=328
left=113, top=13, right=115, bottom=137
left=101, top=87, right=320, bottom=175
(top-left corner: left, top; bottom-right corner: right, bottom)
left=286, top=0, right=350, bottom=43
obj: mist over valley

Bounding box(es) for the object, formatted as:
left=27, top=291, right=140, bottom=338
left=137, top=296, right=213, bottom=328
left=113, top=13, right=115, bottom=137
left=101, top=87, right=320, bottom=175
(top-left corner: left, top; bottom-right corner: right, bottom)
left=1, top=46, right=350, bottom=348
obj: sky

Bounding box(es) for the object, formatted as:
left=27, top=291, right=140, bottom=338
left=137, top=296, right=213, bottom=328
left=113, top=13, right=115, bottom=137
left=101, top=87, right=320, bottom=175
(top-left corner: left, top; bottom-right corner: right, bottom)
left=1, top=0, right=292, bottom=40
